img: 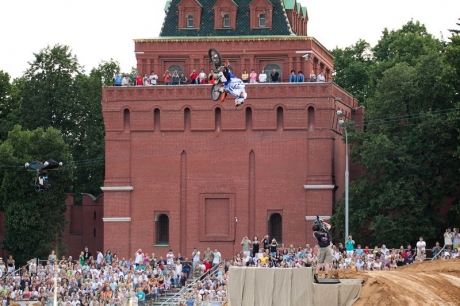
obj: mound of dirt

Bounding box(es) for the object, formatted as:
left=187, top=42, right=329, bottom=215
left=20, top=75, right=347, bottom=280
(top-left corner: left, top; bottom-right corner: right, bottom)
left=330, top=259, right=460, bottom=305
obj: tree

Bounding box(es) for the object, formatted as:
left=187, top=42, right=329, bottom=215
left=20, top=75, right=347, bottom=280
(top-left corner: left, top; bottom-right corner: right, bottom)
left=0, top=126, right=72, bottom=263
left=331, top=40, right=373, bottom=105
left=449, top=18, right=460, bottom=34
left=331, top=24, right=460, bottom=247
left=0, top=72, right=21, bottom=141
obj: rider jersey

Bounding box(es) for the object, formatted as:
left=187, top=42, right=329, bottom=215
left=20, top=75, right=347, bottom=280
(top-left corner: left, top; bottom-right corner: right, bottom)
left=224, top=70, right=235, bottom=85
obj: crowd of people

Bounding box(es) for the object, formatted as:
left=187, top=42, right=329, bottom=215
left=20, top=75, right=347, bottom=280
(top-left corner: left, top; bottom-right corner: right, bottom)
left=112, top=68, right=328, bottom=87
left=0, top=226, right=457, bottom=305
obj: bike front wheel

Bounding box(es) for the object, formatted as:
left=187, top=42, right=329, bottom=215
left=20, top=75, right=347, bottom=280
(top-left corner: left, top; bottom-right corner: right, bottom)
left=211, top=84, right=223, bottom=101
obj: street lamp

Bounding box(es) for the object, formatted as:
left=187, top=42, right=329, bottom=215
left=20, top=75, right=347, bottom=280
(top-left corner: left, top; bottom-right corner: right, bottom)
left=336, top=110, right=349, bottom=243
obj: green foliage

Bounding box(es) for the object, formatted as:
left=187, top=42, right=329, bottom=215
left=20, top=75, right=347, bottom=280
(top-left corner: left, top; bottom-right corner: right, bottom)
left=332, top=20, right=460, bottom=247
left=0, top=126, right=73, bottom=263
left=331, top=40, right=373, bottom=104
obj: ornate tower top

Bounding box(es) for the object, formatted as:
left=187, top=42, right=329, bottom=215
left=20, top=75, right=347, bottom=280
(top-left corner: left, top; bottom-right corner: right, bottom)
left=160, top=0, right=308, bottom=37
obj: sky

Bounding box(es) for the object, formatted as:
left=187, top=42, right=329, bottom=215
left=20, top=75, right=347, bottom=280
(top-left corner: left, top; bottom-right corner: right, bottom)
left=0, top=0, right=459, bottom=79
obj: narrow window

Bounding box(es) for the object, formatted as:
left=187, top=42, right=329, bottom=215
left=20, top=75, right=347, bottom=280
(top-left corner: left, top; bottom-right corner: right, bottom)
left=184, top=108, right=191, bottom=132
left=93, top=211, right=96, bottom=220
left=93, top=228, right=96, bottom=237
left=277, top=107, right=284, bottom=131
left=308, top=106, right=315, bottom=130
left=259, top=14, right=266, bottom=27
left=187, top=15, right=194, bottom=28
left=154, top=108, right=161, bottom=131
left=246, top=107, right=252, bottom=131
left=268, top=213, right=282, bottom=243
left=215, top=107, right=221, bottom=132
left=157, top=214, right=169, bottom=244
left=123, top=109, right=130, bottom=131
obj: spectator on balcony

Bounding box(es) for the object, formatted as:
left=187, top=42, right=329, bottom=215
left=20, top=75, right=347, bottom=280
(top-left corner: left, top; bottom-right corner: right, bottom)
left=241, top=70, right=249, bottom=83
left=163, top=70, right=171, bottom=85
left=249, top=69, right=258, bottom=83
left=270, top=69, right=280, bottom=83
left=135, top=74, right=143, bottom=86
left=203, top=247, right=214, bottom=264
left=190, top=70, right=198, bottom=84
left=208, top=69, right=215, bottom=85
left=289, top=70, right=297, bottom=82
left=113, top=72, right=123, bottom=86
left=198, top=69, right=207, bottom=84
left=171, top=70, right=180, bottom=85
left=143, top=75, right=150, bottom=86
left=309, top=71, right=316, bottom=82
left=179, top=73, right=188, bottom=85
left=297, top=71, right=305, bottom=82
left=252, top=236, right=260, bottom=257
left=149, top=71, right=158, bottom=85
left=259, top=69, right=267, bottom=83
left=122, top=74, right=131, bottom=86
left=192, top=248, right=200, bottom=270
left=317, top=72, right=326, bottom=82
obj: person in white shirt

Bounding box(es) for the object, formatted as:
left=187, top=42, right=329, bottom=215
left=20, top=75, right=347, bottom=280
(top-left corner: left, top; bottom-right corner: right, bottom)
left=149, top=71, right=158, bottom=85
left=380, top=245, right=389, bottom=256
left=134, top=249, right=144, bottom=268
left=258, top=70, right=267, bottom=83
left=416, top=237, right=426, bottom=256
left=96, top=251, right=104, bottom=268
left=212, top=249, right=221, bottom=267
left=192, top=248, right=201, bottom=270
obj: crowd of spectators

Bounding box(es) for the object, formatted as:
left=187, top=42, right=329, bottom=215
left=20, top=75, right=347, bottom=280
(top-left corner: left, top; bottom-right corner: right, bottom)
left=1, top=228, right=457, bottom=306
left=112, top=68, right=327, bottom=87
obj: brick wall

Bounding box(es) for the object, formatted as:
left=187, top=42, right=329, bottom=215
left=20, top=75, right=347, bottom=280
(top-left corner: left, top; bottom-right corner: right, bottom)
left=102, top=82, right=360, bottom=260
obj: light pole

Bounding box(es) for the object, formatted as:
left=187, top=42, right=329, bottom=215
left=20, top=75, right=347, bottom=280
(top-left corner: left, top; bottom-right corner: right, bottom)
left=337, top=110, right=349, bottom=243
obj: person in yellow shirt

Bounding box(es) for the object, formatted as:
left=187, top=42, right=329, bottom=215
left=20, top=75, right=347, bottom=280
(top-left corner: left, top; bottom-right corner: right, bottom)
left=259, top=251, right=268, bottom=265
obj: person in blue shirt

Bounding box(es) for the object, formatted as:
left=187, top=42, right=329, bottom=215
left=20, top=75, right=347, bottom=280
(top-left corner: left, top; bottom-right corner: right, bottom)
left=297, top=71, right=305, bottom=82
left=113, top=72, right=123, bottom=86
left=289, top=70, right=297, bottom=82
left=135, top=287, right=146, bottom=306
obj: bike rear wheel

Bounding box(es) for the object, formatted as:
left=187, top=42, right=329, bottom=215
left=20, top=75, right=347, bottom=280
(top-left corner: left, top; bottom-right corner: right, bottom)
left=208, top=48, right=222, bottom=69
left=211, top=84, right=222, bottom=101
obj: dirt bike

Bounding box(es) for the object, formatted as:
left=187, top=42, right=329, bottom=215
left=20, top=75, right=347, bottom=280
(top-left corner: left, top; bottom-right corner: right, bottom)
left=208, top=48, right=225, bottom=101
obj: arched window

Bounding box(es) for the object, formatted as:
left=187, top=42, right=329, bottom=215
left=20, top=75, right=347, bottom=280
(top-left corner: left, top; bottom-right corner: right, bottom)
left=184, top=107, right=191, bottom=132
left=268, top=213, right=282, bottom=243
left=222, top=14, right=230, bottom=28
left=156, top=214, right=169, bottom=244
left=258, top=13, right=266, bottom=27
left=215, top=107, right=221, bottom=132
left=167, top=65, right=184, bottom=76
left=186, top=15, right=194, bottom=28
left=263, top=64, right=282, bottom=83
left=154, top=108, right=161, bottom=131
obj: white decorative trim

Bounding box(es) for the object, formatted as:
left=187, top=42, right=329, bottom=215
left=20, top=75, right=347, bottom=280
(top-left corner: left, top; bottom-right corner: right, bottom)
left=102, top=217, right=132, bottom=222
left=303, top=185, right=335, bottom=190
left=101, top=186, right=134, bottom=191
left=305, top=216, right=331, bottom=221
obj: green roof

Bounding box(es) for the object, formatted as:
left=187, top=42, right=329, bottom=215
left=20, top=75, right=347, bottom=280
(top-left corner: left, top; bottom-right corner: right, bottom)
left=160, top=0, right=292, bottom=37
left=283, top=0, right=295, bottom=10
left=301, top=6, right=307, bottom=18
left=164, top=0, right=171, bottom=12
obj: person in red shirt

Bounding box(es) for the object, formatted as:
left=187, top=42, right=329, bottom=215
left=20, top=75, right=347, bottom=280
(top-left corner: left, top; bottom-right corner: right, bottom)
left=135, top=74, right=143, bottom=86
left=203, top=259, right=211, bottom=273
left=190, top=69, right=198, bottom=84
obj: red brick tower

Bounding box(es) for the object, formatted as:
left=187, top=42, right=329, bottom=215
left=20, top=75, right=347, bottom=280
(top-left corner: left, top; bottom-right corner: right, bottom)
left=101, top=0, right=362, bottom=259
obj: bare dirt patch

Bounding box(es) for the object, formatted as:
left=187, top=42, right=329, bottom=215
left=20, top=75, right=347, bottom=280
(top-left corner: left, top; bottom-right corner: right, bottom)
left=329, top=259, right=460, bottom=305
